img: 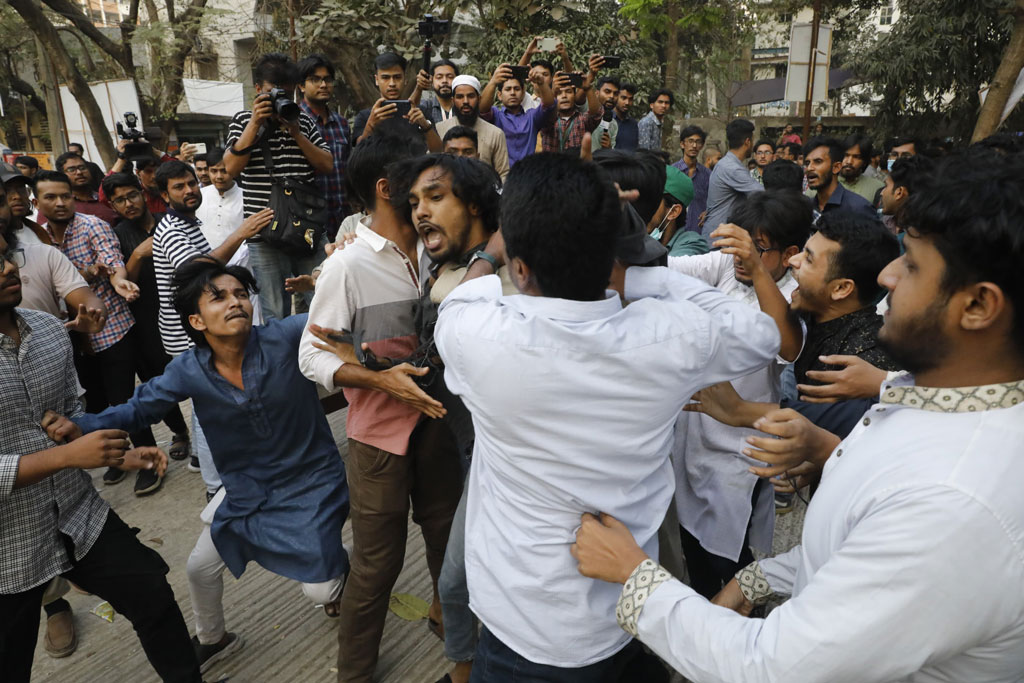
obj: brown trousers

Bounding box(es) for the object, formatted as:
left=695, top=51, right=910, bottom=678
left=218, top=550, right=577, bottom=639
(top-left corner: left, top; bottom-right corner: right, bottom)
left=336, top=418, right=463, bottom=682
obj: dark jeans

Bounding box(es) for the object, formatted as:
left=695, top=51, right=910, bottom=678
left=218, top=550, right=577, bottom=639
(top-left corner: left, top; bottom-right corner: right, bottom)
left=0, top=510, right=201, bottom=682
left=470, top=627, right=669, bottom=683
left=679, top=479, right=764, bottom=599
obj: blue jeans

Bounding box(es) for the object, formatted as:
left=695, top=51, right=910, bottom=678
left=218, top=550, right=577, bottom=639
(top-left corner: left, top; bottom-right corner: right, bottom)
left=247, top=240, right=325, bottom=321
left=469, top=627, right=667, bottom=683
left=439, top=483, right=476, bottom=661
left=192, top=410, right=221, bottom=495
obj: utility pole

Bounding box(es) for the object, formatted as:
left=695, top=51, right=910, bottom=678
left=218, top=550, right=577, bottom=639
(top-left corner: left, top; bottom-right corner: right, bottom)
left=802, top=0, right=822, bottom=139
left=35, top=35, right=68, bottom=156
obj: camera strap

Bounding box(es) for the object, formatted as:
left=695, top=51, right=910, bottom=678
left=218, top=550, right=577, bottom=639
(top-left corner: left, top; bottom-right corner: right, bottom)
left=258, top=132, right=278, bottom=181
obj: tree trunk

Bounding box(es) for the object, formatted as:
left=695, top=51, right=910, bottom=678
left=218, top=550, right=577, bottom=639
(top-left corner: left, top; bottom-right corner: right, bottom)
left=335, top=43, right=381, bottom=110
left=664, top=0, right=680, bottom=91
left=971, top=0, right=1024, bottom=142
left=6, top=0, right=117, bottom=167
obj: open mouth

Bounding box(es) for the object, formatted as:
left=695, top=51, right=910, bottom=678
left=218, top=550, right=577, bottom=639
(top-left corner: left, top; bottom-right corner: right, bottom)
left=420, top=225, right=444, bottom=251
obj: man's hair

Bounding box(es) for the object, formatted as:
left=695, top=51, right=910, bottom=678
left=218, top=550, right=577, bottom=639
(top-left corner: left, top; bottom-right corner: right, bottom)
left=679, top=125, right=706, bottom=143
left=68, top=142, right=85, bottom=152
left=725, top=119, right=755, bottom=149
left=501, top=153, right=620, bottom=300
left=430, top=59, right=459, bottom=76
left=101, top=172, right=143, bottom=199
left=13, top=155, right=38, bottom=170
left=619, top=82, right=638, bottom=96
left=135, top=157, right=160, bottom=172
left=972, top=132, right=1022, bottom=156
left=889, top=155, right=935, bottom=194
left=842, top=133, right=874, bottom=161
left=298, top=53, right=335, bottom=82
left=815, top=212, right=899, bottom=306
left=754, top=138, right=775, bottom=152
left=803, top=136, right=845, bottom=166
left=206, top=147, right=226, bottom=167
left=762, top=159, right=804, bottom=192
left=890, top=135, right=921, bottom=153
left=648, top=88, right=675, bottom=106
left=595, top=75, right=621, bottom=91
left=903, top=151, right=1024, bottom=354
left=728, top=191, right=812, bottom=251
left=374, top=52, right=408, bottom=73
left=442, top=125, right=478, bottom=146
left=32, top=170, right=72, bottom=192
left=253, top=52, right=298, bottom=87
left=388, top=154, right=501, bottom=233
left=154, top=159, right=199, bottom=193
left=591, top=149, right=665, bottom=225
left=347, top=134, right=427, bottom=210
left=785, top=141, right=802, bottom=158
left=172, top=256, right=259, bottom=347
left=55, top=152, right=83, bottom=173
left=530, top=58, right=555, bottom=74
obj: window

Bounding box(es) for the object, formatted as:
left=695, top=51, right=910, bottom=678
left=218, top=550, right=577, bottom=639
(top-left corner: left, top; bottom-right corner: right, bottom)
left=779, top=12, right=792, bottom=24
left=879, top=3, right=894, bottom=25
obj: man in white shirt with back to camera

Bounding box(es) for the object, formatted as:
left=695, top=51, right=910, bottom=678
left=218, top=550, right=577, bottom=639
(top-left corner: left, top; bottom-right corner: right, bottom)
left=434, top=152, right=781, bottom=681
left=573, top=149, right=1024, bottom=683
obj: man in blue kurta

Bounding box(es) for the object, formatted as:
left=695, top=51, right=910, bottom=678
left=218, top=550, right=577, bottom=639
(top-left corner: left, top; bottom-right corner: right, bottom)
left=71, top=256, right=350, bottom=675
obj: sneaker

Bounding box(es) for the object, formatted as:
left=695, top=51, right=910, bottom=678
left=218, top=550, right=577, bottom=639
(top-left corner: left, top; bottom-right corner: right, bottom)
left=774, top=492, right=793, bottom=510
left=134, top=468, right=163, bottom=496
left=102, top=466, right=127, bottom=485
left=43, top=608, right=77, bottom=658
left=187, top=455, right=202, bottom=473
left=192, top=632, right=243, bottom=674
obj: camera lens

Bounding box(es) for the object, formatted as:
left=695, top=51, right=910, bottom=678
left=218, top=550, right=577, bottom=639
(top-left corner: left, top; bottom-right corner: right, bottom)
left=275, top=97, right=300, bottom=123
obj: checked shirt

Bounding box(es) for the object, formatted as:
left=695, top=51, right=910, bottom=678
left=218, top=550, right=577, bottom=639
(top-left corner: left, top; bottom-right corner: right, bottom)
left=0, top=309, right=109, bottom=594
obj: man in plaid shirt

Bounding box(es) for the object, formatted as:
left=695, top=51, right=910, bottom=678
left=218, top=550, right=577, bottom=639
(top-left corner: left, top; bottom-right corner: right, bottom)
left=298, top=54, right=351, bottom=240
left=33, top=171, right=152, bottom=490
left=0, top=220, right=201, bottom=681
left=539, top=69, right=602, bottom=154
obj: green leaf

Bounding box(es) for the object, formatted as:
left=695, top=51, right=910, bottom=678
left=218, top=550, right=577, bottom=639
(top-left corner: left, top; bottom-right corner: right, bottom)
left=388, top=593, right=430, bottom=621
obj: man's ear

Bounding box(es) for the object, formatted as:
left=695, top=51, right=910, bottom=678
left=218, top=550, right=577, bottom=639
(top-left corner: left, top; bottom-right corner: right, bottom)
left=666, top=203, right=684, bottom=222
left=782, top=244, right=800, bottom=267
left=831, top=160, right=842, bottom=175
left=376, top=177, right=390, bottom=202
left=959, top=281, right=1008, bottom=333
left=894, top=186, right=908, bottom=203
left=829, top=278, right=856, bottom=303
left=188, top=312, right=207, bottom=335
left=468, top=202, right=481, bottom=217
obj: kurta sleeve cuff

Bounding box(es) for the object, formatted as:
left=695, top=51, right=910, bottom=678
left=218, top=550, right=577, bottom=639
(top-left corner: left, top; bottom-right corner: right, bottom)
left=616, top=558, right=672, bottom=637
left=734, top=560, right=773, bottom=605
left=0, top=454, right=20, bottom=498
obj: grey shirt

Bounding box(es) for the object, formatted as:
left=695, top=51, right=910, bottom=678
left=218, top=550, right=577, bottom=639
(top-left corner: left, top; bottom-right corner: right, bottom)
left=703, top=150, right=764, bottom=239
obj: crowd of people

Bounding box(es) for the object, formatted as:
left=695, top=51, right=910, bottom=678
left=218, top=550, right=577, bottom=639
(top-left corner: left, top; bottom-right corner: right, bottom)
left=2, top=39, right=1024, bottom=683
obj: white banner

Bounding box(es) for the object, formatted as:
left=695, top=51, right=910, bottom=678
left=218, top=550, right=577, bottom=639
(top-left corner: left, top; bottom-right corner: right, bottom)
left=59, top=79, right=142, bottom=163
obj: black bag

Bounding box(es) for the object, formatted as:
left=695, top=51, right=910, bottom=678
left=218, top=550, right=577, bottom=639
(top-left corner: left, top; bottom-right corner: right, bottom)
left=257, top=135, right=327, bottom=256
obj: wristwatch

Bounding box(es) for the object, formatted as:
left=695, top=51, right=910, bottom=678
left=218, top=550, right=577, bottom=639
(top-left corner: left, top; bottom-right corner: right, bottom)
left=467, top=251, right=498, bottom=272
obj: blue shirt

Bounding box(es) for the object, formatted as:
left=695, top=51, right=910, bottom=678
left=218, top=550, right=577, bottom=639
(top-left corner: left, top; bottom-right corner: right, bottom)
left=671, top=160, right=711, bottom=234
left=74, top=315, right=349, bottom=584
left=704, top=151, right=765, bottom=238
left=809, top=181, right=878, bottom=224
left=614, top=112, right=639, bottom=151
left=482, top=104, right=553, bottom=166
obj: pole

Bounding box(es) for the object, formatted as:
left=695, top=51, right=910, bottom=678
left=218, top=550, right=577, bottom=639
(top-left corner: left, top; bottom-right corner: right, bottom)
left=288, top=0, right=298, bottom=62
left=36, top=36, right=68, bottom=157
left=802, top=0, right=822, bottom=139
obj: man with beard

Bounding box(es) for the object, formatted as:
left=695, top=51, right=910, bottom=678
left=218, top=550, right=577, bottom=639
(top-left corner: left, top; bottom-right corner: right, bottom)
left=152, top=161, right=272, bottom=494
left=750, top=139, right=775, bottom=184
left=53, top=153, right=119, bottom=226
left=417, top=59, right=460, bottom=124
left=880, top=154, right=934, bottom=235
left=573, top=149, right=1024, bottom=683
left=672, top=125, right=710, bottom=235
left=104, top=172, right=192, bottom=484
left=802, top=137, right=876, bottom=223
left=299, top=54, right=351, bottom=240
left=592, top=75, right=620, bottom=151
left=666, top=191, right=811, bottom=598
left=480, top=63, right=555, bottom=167
left=838, top=134, right=884, bottom=205
left=443, top=127, right=480, bottom=158
left=436, top=75, right=510, bottom=180
left=613, top=83, right=639, bottom=151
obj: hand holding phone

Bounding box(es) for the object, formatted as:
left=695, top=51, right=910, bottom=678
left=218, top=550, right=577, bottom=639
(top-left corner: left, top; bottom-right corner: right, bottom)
left=385, top=99, right=413, bottom=117
left=539, top=37, right=558, bottom=51
left=602, top=55, right=623, bottom=69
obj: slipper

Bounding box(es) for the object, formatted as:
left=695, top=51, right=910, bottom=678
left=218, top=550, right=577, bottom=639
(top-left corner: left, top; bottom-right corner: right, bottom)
left=169, top=433, right=191, bottom=461
left=434, top=675, right=453, bottom=683
left=428, top=617, right=444, bottom=641
left=323, top=598, right=341, bottom=618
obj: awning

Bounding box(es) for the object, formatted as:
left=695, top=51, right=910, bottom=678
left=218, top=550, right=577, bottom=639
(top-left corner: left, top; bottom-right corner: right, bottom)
left=728, top=68, right=855, bottom=107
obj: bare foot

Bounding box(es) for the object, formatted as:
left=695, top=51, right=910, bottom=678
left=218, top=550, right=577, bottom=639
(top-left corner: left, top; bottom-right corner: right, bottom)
left=450, top=661, right=472, bottom=683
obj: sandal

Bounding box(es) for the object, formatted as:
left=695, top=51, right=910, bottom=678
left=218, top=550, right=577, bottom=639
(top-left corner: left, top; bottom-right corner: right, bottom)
left=169, top=433, right=190, bottom=461
left=323, top=598, right=341, bottom=618
left=427, top=617, right=444, bottom=641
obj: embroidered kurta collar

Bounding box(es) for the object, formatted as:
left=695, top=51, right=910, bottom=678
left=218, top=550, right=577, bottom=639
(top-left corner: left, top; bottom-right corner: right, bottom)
left=881, top=375, right=1024, bottom=413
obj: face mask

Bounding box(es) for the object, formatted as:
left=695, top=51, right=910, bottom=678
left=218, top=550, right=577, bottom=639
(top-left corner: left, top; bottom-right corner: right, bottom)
left=650, top=213, right=670, bottom=241
left=886, top=157, right=897, bottom=171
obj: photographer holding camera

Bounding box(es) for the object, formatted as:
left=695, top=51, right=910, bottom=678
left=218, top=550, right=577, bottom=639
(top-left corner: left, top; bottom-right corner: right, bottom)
left=225, top=52, right=333, bottom=321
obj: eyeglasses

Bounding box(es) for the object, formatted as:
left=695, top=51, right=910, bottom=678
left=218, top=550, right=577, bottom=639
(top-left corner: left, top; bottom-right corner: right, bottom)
left=2, top=249, right=26, bottom=268
left=754, top=151, right=773, bottom=157
left=110, top=190, right=143, bottom=207
left=306, top=75, right=334, bottom=86
left=683, top=138, right=704, bottom=146
left=64, top=165, right=89, bottom=174
left=754, top=243, right=780, bottom=256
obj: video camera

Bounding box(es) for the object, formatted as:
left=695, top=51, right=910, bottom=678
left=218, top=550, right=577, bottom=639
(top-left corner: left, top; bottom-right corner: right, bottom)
left=116, top=112, right=152, bottom=163
left=418, top=13, right=451, bottom=74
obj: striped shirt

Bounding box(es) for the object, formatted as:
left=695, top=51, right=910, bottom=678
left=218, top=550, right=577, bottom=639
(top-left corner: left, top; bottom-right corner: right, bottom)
left=298, top=219, right=426, bottom=455
left=226, top=111, right=328, bottom=218
left=153, top=211, right=211, bottom=356
left=46, top=212, right=134, bottom=352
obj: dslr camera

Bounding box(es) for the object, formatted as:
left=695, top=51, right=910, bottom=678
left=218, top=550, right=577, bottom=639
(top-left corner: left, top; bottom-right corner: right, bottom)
left=116, top=112, right=153, bottom=163
left=263, top=87, right=300, bottom=124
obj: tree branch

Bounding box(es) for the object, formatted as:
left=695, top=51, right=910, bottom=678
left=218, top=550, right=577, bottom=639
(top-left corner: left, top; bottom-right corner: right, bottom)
left=971, top=0, right=1024, bottom=141
left=39, top=0, right=130, bottom=67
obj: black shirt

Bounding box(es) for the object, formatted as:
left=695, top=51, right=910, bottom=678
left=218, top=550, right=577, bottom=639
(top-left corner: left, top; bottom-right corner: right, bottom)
left=114, top=213, right=163, bottom=342
left=351, top=107, right=431, bottom=145
left=795, top=305, right=900, bottom=386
